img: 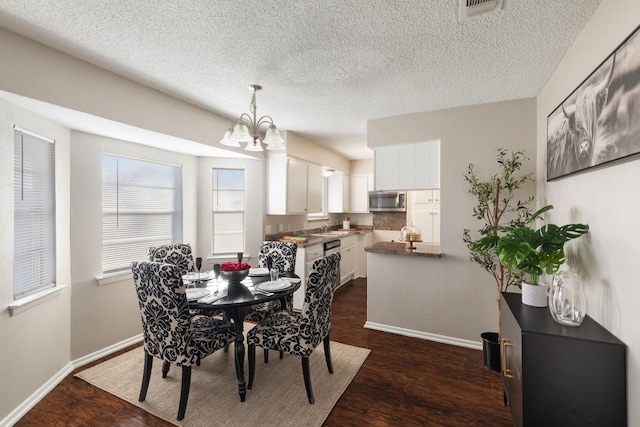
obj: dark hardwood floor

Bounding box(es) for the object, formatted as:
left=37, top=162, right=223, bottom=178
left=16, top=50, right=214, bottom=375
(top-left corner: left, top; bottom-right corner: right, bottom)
left=15, top=277, right=512, bottom=426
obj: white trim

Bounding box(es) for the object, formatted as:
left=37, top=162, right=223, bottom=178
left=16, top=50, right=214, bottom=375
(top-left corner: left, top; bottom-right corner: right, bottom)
left=96, top=270, right=132, bottom=286
left=72, top=334, right=143, bottom=369
left=0, top=334, right=143, bottom=427
left=13, top=125, right=55, bottom=143
left=363, top=321, right=482, bottom=350
left=8, top=284, right=68, bottom=316
left=0, top=363, right=73, bottom=427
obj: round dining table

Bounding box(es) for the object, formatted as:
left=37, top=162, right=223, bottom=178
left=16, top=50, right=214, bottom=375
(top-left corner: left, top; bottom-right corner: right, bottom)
left=189, top=272, right=301, bottom=402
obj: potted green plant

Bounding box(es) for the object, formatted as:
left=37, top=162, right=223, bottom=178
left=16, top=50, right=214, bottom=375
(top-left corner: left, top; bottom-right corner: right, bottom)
left=463, top=148, right=534, bottom=370
left=472, top=204, right=589, bottom=307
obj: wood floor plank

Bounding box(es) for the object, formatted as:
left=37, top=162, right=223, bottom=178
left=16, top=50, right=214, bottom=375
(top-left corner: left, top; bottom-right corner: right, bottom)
left=15, top=278, right=512, bottom=426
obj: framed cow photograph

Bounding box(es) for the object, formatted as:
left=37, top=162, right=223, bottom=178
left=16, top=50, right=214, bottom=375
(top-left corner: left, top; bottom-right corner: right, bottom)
left=547, top=25, right=640, bottom=181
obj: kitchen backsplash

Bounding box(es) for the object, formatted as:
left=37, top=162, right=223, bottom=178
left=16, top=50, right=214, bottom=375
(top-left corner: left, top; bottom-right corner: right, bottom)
left=372, top=212, right=406, bottom=230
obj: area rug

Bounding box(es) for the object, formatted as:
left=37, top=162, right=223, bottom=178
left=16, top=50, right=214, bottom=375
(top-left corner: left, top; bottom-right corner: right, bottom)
left=75, top=326, right=370, bottom=427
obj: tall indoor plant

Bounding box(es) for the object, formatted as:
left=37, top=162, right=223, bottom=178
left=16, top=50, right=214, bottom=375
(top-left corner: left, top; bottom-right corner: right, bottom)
left=472, top=204, right=589, bottom=306
left=463, top=148, right=534, bottom=370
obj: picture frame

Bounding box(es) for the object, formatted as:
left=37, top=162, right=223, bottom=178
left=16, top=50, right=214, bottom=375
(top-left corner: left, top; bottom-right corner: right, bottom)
left=547, top=24, right=640, bottom=181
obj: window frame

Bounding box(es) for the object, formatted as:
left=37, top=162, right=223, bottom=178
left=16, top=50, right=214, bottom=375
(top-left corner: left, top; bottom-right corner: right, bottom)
left=13, top=126, right=57, bottom=299
left=101, top=154, right=183, bottom=274
left=211, top=168, right=246, bottom=255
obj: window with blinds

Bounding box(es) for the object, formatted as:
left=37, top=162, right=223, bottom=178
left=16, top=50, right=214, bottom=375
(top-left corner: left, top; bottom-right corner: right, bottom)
left=212, top=168, right=245, bottom=254
left=102, top=155, right=183, bottom=273
left=13, top=128, right=56, bottom=298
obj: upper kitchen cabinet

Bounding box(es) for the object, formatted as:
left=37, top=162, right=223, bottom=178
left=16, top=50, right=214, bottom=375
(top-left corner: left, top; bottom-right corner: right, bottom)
left=350, top=174, right=373, bottom=213
left=374, top=140, right=440, bottom=191
left=267, top=154, right=323, bottom=215
left=328, top=170, right=350, bottom=213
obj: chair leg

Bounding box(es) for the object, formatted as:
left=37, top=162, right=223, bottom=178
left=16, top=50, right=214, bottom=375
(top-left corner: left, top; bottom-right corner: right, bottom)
left=302, top=356, right=315, bottom=404
left=162, top=361, right=170, bottom=378
left=177, top=366, right=192, bottom=421
left=248, top=344, right=256, bottom=389
left=139, top=352, right=153, bottom=402
left=264, top=349, right=269, bottom=363
left=280, top=351, right=284, bottom=359
left=323, top=335, right=334, bottom=374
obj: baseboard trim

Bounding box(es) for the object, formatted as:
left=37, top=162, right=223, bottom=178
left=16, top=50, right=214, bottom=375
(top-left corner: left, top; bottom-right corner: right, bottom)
left=363, top=321, right=482, bottom=350
left=0, top=334, right=143, bottom=427
left=71, top=333, right=143, bottom=370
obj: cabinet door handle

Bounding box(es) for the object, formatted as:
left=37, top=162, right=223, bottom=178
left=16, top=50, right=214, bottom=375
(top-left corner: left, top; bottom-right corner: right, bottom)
left=502, top=338, right=513, bottom=378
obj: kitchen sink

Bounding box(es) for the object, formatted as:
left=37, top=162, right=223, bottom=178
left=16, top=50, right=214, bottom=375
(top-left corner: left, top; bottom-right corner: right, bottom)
left=310, top=231, right=349, bottom=237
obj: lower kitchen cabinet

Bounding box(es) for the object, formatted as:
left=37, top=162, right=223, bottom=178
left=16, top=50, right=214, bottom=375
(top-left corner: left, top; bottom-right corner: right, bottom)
left=293, top=243, right=323, bottom=310
left=500, top=292, right=626, bottom=427
left=339, top=235, right=357, bottom=287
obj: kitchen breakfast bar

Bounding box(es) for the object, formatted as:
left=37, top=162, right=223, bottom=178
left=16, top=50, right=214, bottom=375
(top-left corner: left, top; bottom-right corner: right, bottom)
left=363, top=242, right=476, bottom=347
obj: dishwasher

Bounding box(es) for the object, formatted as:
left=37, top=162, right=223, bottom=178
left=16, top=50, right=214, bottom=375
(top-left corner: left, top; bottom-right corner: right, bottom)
left=323, top=239, right=341, bottom=255
left=323, top=239, right=341, bottom=289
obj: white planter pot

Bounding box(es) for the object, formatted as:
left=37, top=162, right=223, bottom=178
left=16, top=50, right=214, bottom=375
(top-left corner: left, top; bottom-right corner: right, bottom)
left=522, top=281, right=548, bottom=307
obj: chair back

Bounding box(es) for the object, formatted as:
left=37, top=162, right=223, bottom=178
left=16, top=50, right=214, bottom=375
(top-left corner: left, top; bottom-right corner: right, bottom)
left=147, top=243, right=195, bottom=275
left=257, top=241, right=298, bottom=273
left=131, top=261, right=197, bottom=366
left=300, top=253, right=341, bottom=348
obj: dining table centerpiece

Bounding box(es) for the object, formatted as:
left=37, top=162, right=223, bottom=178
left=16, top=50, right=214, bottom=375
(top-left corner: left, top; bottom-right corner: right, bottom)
left=219, top=262, right=251, bottom=284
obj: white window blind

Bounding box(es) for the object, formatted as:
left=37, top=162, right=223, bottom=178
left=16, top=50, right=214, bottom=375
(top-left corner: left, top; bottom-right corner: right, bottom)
left=102, top=155, right=183, bottom=273
left=212, top=168, right=245, bottom=254
left=14, top=128, right=56, bottom=298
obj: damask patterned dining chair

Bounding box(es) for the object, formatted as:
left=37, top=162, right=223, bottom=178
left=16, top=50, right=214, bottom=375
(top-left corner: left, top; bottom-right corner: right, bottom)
left=245, top=241, right=298, bottom=362
left=147, top=243, right=195, bottom=277
left=131, top=261, right=236, bottom=421
left=245, top=241, right=298, bottom=323
left=247, top=253, right=341, bottom=404
left=148, top=242, right=226, bottom=376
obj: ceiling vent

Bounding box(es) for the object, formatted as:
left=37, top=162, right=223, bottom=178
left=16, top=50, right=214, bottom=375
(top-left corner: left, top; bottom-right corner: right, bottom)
left=459, top=0, right=505, bottom=21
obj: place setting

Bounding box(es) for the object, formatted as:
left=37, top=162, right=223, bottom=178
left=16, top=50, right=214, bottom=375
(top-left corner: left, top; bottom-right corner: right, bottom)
left=256, top=278, right=300, bottom=293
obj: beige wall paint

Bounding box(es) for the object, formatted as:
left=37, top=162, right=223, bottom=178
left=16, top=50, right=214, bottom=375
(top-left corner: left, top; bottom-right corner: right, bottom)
left=0, top=99, right=72, bottom=419
left=283, top=131, right=350, bottom=172
left=537, top=0, right=640, bottom=423
left=367, top=98, right=536, bottom=341
left=0, top=28, right=233, bottom=152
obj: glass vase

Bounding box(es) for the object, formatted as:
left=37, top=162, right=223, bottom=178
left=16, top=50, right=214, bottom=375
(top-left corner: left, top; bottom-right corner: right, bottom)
left=548, top=271, right=586, bottom=326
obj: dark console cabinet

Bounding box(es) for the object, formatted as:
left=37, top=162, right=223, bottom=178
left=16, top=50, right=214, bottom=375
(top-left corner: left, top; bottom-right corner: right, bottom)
left=501, top=292, right=626, bottom=426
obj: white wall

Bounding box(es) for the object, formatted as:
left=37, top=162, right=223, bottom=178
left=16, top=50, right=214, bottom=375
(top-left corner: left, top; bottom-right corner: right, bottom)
left=537, top=0, right=640, bottom=423
left=0, top=99, right=72, bottom=419
left=367, top=98, right=536, bottom=341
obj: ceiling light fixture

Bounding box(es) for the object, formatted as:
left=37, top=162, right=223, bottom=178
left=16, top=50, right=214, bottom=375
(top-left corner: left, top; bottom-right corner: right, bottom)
left=219, top=84, right=285, bottom=152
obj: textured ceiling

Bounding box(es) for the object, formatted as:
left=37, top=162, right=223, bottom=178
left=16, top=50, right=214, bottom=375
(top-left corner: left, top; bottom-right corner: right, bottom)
left=0, top=0, right=602, bottom=159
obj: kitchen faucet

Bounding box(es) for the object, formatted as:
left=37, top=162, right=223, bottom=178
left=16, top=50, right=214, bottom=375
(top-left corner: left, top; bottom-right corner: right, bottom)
left=321, top=224, right=328, bottom=234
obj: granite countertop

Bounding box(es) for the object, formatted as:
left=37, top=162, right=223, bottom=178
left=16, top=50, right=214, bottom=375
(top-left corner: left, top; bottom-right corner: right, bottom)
left=265, top=226, right=373, bottom=247
left=364, top=241, right=442, bottom=258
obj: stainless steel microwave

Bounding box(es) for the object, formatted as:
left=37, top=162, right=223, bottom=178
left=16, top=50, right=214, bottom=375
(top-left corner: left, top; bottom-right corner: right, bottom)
left=368, top=191, right=407, bottom=212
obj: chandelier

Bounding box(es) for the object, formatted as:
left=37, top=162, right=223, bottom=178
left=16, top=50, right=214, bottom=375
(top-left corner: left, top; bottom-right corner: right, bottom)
left=219, top=84, right=285, bottom=151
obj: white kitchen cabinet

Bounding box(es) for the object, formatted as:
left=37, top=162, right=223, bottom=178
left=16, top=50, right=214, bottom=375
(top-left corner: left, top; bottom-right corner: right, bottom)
left=293, top=243, right=323, bottom=310
left=356, top=232, right=372, bottom=278
left=374, top=146, right=401, bottom=191
left=267, top=155, right=323, bottom=215
left=339, top=235, right=358, bottom=286
left=328, top=170, right=350, bottom=213
left=411, top=189, right=440, bottom=244
left=374, top=140, right=440, bottom=191
left=349, top=174, right=373, bottom=213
